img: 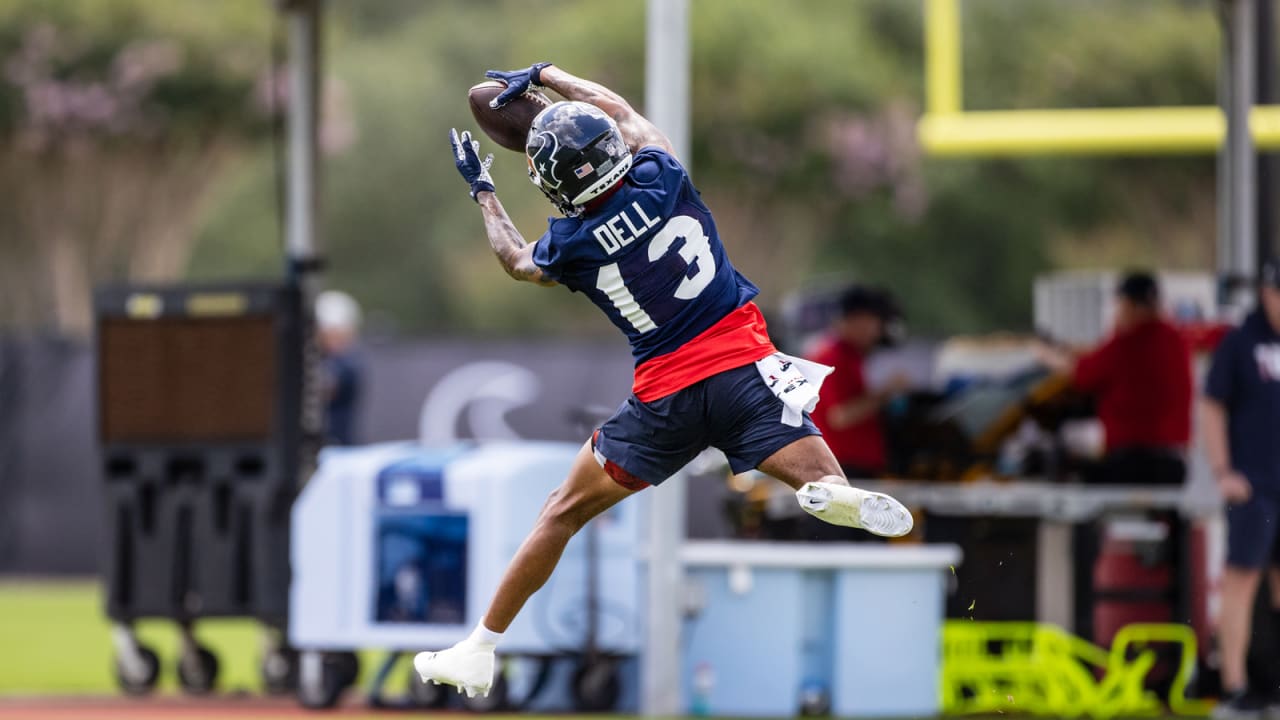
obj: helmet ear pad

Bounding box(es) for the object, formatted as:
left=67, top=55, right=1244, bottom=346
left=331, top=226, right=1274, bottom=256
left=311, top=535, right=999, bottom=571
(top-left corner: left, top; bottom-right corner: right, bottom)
left=525, top=101, right=633, bottom=216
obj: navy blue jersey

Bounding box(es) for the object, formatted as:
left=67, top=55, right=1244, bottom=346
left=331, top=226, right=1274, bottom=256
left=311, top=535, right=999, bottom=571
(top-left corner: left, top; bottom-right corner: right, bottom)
left=532, top=147, right=759, bottom=364
left=1206, top=310, right=1280, bottom=494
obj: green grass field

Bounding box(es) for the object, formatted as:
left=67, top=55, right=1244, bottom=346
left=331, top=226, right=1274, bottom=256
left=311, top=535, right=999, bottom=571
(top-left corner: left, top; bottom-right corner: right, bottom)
left=0, top=582, right=633, bottom=720
left=0, top=580, right=407, bottom=697
left=0, top=583, right=632, bottom=720
left=0, top=580, right=267, bottom=695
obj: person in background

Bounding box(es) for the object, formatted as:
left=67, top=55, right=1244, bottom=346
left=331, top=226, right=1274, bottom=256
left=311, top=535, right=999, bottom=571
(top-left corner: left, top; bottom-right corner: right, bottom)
left=1204, top=258, right=1280, bottom=719
left=1037, top=271, right=1193, bottom=485
left=315, top=289, right=364, bottom=446
left=807, top=285, right=910, bottom=479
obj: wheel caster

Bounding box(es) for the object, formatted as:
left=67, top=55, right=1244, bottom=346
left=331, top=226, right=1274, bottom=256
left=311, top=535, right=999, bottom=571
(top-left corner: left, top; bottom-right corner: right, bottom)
left=115, top=644, right=160, bottom=696
left=261, top=645, right=299, bottom=695
left=572, top=657, right=621, bottom=712
left=297, top=651, right=341, bottom=709
left=176, top=645, right=219, bottom=695
left=296, top=651, right=355, bottom=709
left=406, top=664, right=450, bottom=709
left=331, top=650, right=359, bottom=689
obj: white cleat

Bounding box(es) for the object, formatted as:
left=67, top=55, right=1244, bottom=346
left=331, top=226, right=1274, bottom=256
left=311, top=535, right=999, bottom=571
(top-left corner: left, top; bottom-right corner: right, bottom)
left=797, top=481, right=913, bottom=537
left=413, top=641, right=495, bottom=698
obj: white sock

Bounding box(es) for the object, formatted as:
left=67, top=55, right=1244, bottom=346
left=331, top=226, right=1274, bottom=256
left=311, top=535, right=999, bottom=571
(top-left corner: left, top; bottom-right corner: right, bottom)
left=468, top=623, right=503, bottom=649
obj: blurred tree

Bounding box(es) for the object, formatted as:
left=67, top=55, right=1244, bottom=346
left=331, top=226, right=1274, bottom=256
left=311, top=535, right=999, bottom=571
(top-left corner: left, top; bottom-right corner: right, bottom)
left=0, top=0, right=274, bottom=335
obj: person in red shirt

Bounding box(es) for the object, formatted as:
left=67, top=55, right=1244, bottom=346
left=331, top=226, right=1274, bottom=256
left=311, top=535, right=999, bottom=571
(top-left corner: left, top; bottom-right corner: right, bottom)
left=1039, top=271, right=1193, bottom=485
left=808, top=286, right=910, bottom=479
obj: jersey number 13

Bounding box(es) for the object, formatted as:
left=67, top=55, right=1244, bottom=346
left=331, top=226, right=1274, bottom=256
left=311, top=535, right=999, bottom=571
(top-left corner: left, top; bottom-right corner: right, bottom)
left=594, top=215, right=714, bottom=333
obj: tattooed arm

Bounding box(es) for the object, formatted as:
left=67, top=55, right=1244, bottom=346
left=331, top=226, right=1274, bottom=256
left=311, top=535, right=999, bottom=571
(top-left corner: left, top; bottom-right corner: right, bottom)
left=538, top=66, right=677, bottom=158
left=476, top=192, right=556, bottom=286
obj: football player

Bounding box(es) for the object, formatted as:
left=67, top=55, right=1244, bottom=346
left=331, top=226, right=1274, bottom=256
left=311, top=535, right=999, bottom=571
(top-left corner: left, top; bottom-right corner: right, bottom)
left=418, top=62, right=912, bottom=697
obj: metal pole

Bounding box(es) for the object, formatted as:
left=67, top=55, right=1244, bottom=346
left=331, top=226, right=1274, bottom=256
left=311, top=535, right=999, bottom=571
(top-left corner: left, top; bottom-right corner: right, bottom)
left=283, top=0, right=324, bottom=483
left=285, top=0, right=321, bottom=265
left=1219, top=17, right=1233, bottom=274
left=642, top=1, right=689, bottom=715
left=1258, top=0, right=1276, bottom=268
left=924, top=0, right=963, bottom=115
left=646, top=0, right=691, bottom=161
left=1220, top=0, right=1258, bottom=291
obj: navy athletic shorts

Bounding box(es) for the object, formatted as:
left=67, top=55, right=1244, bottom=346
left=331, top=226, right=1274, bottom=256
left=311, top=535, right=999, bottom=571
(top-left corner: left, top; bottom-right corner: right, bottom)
left=1226, top=490, right=1280, bottom=569
left=591, top=362, right=821, bottom=489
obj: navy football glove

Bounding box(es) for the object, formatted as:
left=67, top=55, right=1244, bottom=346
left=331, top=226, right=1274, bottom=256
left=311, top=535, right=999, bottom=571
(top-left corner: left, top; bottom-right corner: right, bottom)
left=484, top=62, right=553, bottom=108
left=449, top=128, right=495, bottom=201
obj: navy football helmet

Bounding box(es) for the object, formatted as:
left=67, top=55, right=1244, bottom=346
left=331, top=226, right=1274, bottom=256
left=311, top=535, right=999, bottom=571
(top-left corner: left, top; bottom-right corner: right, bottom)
left=525, top=101, right=633, bottom=216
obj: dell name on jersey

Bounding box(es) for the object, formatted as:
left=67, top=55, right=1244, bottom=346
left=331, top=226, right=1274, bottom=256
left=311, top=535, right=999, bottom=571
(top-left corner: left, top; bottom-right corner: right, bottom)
left=592, top=201, right=661, bottom=254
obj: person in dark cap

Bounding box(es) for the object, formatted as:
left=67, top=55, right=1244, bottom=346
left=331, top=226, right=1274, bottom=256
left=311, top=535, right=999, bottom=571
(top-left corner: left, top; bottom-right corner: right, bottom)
left=1204, top=258, right=1280, bottom=718
left=806, top=285, right=910, bottom=480
left=1038, top=270, right=1194, bottom=485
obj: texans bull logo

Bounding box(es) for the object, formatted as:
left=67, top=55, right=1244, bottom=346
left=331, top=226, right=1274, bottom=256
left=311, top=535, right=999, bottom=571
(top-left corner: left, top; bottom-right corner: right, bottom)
left=528, top=131, right=564, bottom=190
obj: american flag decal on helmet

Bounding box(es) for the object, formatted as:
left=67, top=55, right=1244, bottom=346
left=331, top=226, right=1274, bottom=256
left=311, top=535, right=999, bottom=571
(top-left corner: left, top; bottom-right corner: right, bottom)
left=574, top=162, right=594, bottom=178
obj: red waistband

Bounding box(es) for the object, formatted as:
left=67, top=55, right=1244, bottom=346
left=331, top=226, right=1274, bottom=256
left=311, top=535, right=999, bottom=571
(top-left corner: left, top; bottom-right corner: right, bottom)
left=632, top=302, right=777, bottom=402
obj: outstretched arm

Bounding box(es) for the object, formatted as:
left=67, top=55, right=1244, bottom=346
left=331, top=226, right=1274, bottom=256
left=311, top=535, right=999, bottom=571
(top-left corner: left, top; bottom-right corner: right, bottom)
left=449, top=127, right=555, bottom=287
left=537, top=65, right=676, bottom=158
left=476, top=191, right=555, bottom=286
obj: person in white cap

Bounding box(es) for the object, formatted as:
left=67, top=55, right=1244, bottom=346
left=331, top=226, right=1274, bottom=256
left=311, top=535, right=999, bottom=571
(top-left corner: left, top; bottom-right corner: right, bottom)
left=315, top=290, right=363, bottom=445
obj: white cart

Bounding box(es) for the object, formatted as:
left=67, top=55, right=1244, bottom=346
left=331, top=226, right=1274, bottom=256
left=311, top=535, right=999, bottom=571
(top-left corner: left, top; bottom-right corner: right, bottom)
left=288, top=441, right=646, bottom=710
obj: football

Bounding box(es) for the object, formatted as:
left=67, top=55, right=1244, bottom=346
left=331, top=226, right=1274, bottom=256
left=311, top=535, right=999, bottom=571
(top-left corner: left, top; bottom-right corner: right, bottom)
left=467, top=81, right=553, bottom=153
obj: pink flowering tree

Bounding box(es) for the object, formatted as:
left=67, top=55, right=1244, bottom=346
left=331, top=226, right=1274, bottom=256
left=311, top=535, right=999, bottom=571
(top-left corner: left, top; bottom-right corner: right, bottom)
left=0, top=1, right=275, bottom=335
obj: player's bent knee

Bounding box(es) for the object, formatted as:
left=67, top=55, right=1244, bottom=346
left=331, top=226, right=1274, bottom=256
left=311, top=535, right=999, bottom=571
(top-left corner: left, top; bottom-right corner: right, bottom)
left=541, top=490, right=603, bottom=535
left=536, top=500, right=588, bottom=537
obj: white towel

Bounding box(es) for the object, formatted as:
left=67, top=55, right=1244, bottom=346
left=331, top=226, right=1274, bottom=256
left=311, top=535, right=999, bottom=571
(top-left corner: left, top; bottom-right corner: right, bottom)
left=753, top=352, right=834, bottom=427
